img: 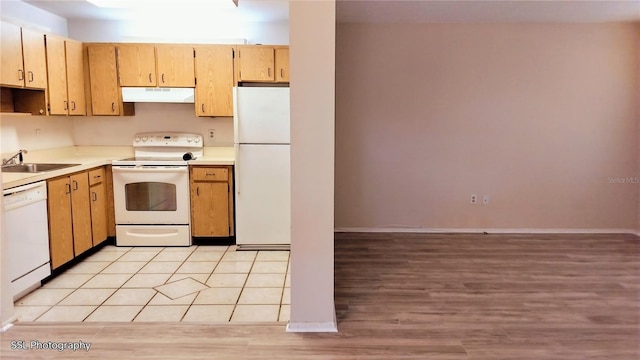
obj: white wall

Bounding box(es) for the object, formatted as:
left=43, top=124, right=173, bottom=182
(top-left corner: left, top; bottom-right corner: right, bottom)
left=0, top=115, right=75, bottom=153
left=288, top=0, right=337, bottom=332
left=68, top=19, right=288, bottom=44
left=73, top=104, right=234, bottom=147
left=335, top=23, right=639, bottom=233
left=0, top=0, right=68, bottom=35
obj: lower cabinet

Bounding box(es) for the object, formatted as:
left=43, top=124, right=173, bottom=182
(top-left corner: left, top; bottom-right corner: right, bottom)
left=48, top=167, right=108, bottom=270
left=190, top=166, right=234, bottom=237
left=89, top=167, right=108, bottom=246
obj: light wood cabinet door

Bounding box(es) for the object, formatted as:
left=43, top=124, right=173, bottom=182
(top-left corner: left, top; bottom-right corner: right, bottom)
left=105, top=165, right=116, bottom=237
left=89, top=168, right=108, bottom=246
left=45, top=35, right=69, bottom=115
left=190, top=166, right=232, bottom=237
left=65, top=39, right=86, bottom=115
left=237, top=46, right=275, bottom=82
left=21, top=27, right=47, bottom=89
left=70, top=172, right=93, bottom=256
left=88, top=45, right=120, bottom=115
left=156, top=44, right=195, bottom=87
left=117, top=44, right=156, bottom=86
left=194, top=46, right=234, bottom=116
left=1, top=22, right=25, bottom=87
left=275, top=47, right=289, bottom=82
left=192, top=182, right=230, bottom=237
left=47, top=177, right=74, bottom=270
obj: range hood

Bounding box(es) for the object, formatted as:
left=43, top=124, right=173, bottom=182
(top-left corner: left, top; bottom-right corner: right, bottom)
left=121, top=87, right=195, bottom=103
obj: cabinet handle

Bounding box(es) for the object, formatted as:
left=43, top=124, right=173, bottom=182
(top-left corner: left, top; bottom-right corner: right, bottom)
left=280, top=69, right=284, bottom=78
left=268, top=68, right=271, bottom=77
left=112, top=102, right=116, bottom=112
left=65, top=183, right=71, bottom=194
left=18, top=69, right=24, bottom=81
left=92, top=192, right=97, bottom=201
left=201, top=104, right=205, bottom=113
left=196, top=187, right=199, bottom=196
left=28, top=71, right=34, bottom=82
left=162, top=73, right=165, bottom=83
left=93, top=175, right=101, bottom=180
left=72, top=180, right=78, bottom=190
left=71, top=101, right=76, bottom=110
left=149, top=73, right=152, bottom=83
left=64, top=100, right=68, bottom=110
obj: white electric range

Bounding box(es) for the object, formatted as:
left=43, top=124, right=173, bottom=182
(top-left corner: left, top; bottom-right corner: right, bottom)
left=112, top=132, right=203, bottom=246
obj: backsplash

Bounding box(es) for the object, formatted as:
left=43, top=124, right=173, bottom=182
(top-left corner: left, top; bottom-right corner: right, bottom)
left=1, top=103, right=234, bottom=154
left=0, top=115, right=74, bottom=153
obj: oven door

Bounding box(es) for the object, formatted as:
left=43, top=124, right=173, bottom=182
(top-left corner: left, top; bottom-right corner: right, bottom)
left=112, top=166, right=190, bottom=225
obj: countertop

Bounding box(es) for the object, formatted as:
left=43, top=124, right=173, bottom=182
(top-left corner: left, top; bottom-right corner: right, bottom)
left=2, top=146, right=235, bottom=190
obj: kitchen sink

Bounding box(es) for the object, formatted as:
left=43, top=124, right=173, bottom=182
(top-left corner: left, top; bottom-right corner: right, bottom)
left=1, top=163, right=80, bottom=173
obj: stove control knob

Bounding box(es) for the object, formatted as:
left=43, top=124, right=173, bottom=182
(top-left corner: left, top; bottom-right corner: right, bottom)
left=194, top=137, right=201, bottom=143
left=142, top=136, right=148, bottom=142
left=135, top=136, right=141, bottom=142
left=187, top=137, right=193, bottom=142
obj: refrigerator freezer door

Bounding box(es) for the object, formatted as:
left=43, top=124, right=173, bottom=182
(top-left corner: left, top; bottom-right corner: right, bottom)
left=235, top=144, right=290, bottom=246
left=234, top=87, right=290, bottom=144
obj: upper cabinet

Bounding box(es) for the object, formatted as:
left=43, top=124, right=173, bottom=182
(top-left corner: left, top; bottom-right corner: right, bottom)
left=1, top=22, right=26, bottom=88
left=236, top=45, right=289, bottom=83
left=194, top=45, right=234, bottom=117
left=275, top=47, right=289, bottom=83
left=65, top=40, right=86, bottom=115
left=116, top=44, right=157, bottom=87
left=1, top=22, right=47, bottom=89
left=87, top=44, right=121, bottom=115
left=156, top=44, right=195, bottom=87
left=117, top=44, right=195, bottom=87
left=46, top=35, right=86, bottom=115
left=237, top=46, right=274, bottom=82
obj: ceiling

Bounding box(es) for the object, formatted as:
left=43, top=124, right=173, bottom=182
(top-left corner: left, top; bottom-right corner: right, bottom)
left=22, top=0, right=290, bottom=22
left=19, top=0, right=640, bottom=23
left=338, top=0, right=640, bottom=23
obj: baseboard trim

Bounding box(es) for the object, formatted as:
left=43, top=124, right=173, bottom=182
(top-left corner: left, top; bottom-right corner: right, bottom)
left=286, top=312, right=338, bottom=333
left=286, top=321, right=338, bottom=333
left=1, top=316, right=17, bottom=332
left=335, top=227, right=639, bottom=235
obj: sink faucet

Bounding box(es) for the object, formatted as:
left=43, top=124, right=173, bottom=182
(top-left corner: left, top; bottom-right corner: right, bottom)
left=2, top=149, right=28, bottom=166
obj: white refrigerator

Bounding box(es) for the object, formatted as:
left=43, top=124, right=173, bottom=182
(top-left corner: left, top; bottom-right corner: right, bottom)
left=233, top=86, right=290, bottom=249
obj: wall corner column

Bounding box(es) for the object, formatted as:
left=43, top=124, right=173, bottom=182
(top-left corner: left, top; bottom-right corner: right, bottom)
left=287, top=0, right=338, bottom=332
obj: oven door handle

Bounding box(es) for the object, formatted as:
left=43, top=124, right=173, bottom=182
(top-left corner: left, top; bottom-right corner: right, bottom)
left=112, top=166, right=188, bottom=173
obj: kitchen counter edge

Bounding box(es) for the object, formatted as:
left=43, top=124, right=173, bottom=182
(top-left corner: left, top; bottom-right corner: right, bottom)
left=2, top=146, right=235, bottom=190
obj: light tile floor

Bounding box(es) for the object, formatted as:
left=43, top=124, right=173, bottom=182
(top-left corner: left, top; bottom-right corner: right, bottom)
left=13, top=245, right=290, bottom=323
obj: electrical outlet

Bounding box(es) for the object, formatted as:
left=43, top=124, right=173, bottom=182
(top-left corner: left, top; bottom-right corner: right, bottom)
left=482, top=195, right=490, bottom=205
left=208, top=129, right=215, bottom=140
left=470, top=194, right=478, bottom=204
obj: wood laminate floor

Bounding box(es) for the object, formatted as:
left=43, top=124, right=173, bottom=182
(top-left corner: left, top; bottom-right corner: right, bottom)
left=1, top=233, right=638, bottom=359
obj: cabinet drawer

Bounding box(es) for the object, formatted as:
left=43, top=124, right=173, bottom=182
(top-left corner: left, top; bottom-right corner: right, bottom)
left=88, top=167, right=105, bottom=186
left=192, top=167, right=228, bottom=181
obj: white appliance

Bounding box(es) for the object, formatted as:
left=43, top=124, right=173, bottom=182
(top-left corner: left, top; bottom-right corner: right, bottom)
left=233, top=86, right=291, bottom=249
left=112, top=132, right=203, bottom=246
left=3, top=181, right=51, bottom=300
left=121, top=87, right=195, bottom=103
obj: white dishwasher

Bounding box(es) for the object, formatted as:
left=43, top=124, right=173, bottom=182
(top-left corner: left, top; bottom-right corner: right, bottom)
left=3, top=181, right=51, bottom=300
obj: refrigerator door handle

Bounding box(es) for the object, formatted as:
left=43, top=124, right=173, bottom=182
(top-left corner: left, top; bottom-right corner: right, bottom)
left=235, top=144, right=240, bottom=195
